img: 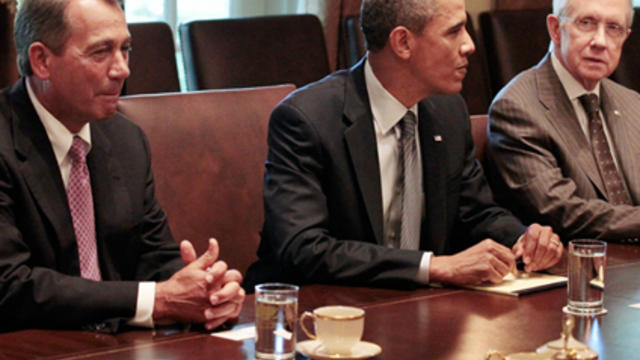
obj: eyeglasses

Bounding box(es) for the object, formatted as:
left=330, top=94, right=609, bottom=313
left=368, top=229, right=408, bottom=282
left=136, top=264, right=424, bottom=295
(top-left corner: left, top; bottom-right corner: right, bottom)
left=562, top=16, right=629, bottom=39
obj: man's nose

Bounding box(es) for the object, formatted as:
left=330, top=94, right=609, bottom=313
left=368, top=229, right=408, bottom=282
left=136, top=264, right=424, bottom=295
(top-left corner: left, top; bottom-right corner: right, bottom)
left=109, top=50, right=130, bottom=80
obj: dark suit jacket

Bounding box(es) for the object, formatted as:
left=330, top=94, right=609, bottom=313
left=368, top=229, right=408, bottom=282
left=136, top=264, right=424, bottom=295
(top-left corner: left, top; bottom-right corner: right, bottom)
left=0, top=79, right=182, bottom=332
left=488, top=54, right=640, bottom=241
left=244, top=59, right=525, bottom=289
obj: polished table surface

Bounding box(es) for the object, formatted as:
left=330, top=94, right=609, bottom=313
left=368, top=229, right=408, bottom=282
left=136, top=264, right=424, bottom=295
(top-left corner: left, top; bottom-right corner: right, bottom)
left=2, top=243, right=640, bottom=360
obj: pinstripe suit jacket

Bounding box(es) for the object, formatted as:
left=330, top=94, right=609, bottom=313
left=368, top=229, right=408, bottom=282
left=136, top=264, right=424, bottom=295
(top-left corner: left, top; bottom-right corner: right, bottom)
left=487, top=54, right=640, bottom=241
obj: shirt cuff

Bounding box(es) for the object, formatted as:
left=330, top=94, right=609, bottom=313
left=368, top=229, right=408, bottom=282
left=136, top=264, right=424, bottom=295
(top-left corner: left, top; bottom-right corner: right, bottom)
left=128, top=281, right=155, bottom=328
left=415, top=251, right=433, bottom=284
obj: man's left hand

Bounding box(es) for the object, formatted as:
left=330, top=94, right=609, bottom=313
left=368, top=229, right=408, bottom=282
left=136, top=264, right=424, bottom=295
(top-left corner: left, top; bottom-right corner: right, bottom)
left=512, top=224, right=563, bottom=272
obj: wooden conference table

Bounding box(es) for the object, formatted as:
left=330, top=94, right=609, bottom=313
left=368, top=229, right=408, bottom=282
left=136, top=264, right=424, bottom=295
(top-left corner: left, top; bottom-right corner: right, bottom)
left=2, top=244, right=640, bottom=360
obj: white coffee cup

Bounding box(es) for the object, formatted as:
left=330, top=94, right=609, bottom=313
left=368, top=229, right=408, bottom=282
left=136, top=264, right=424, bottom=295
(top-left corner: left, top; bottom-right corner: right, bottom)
left=299, top=305, right=365, bottom=355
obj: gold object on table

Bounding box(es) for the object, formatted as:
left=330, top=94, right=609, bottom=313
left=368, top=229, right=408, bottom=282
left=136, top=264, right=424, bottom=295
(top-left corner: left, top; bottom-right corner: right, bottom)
left=486, top=315, right=597, bottom=360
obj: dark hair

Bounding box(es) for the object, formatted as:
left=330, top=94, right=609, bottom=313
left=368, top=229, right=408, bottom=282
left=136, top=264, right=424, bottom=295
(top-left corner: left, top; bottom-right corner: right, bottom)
left=360, top=0, right=437, bottom=52
left=14, top=0, right=123, bottom=76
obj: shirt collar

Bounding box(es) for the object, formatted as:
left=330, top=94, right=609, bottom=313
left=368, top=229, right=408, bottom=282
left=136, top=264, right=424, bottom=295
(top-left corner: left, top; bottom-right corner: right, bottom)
left=364, top=59, right=418, bottom=134
left=26, top=78, right=92, bottom=166
left=551, top=51, right=601, bottom=100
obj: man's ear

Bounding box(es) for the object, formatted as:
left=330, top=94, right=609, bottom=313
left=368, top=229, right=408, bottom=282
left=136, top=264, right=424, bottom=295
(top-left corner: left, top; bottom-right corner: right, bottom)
left=28, top=42, right=54, bottom=80
left=388, top=26, right=414, bottom=60
left=547, top=14, right=561, bottom=48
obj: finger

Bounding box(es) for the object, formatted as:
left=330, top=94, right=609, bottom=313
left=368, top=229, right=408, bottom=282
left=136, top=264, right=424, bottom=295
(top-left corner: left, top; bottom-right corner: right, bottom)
left=487, top=253, right=512, bottom=283
left=487, top=241, right=516, bottom=273
left=204, top=317, right=230, bottom=331
left=232, top=288, right=246, bottom=305
left=521, top=224, right=540, bottom=265
left=192, top=238, right=220, bottom=270
left=180, top=240, right=197, bottom=265
left=538, top=234, right=564, bottom=270
left=528, top=226, right=553, bottom=272
left=511, top=240, right=524, bottom=259
left=205, top=261, right=228, bottom=287
left=209, top=281, right=242, bottom=305
left=223, top=269, right=243, bottom=284
left=203, top=302, right=240, bottom=330
left=228, top=294, right=244, bottom=318
left=552, top=235, right=565, bottom=265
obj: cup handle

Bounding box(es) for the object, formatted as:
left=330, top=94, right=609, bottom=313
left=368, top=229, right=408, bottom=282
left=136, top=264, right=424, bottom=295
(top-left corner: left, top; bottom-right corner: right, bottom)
left=299, top=311, right=317, bottom=340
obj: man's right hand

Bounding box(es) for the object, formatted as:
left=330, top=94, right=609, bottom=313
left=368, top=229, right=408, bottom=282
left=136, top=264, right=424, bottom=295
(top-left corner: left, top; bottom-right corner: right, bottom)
left=153, top=238, right=245, bottom=329
left=428, top=239, right=516, bottom=286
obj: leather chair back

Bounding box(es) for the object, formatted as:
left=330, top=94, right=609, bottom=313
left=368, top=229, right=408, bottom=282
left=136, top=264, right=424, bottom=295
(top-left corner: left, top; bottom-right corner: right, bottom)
left=124, top=22, right=180, bottom=95
left=117, top=84, right=296, bottom=274
left=180, top=15, right=330, bottom=90
left=1, top=4, right=18, bottom=89
left=481, top=9, right=551, bottom=96
left=462, top=13, right=492, bottom=115
left=470, top=114, right=489, bottom=161
left=342, top=14, right=365, bottom=68
left=612, top=11, right=640, bottom=93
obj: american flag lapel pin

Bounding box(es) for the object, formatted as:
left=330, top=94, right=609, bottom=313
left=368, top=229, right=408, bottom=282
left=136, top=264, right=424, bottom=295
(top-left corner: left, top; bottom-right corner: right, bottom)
left=433, top=135, right=443, bottom=142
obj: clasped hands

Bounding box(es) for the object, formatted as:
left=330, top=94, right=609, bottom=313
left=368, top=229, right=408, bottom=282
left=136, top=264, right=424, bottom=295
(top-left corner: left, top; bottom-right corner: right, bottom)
left=430, top=224, right=564, bottom=286
left=153, top=238, right=245, bottom=330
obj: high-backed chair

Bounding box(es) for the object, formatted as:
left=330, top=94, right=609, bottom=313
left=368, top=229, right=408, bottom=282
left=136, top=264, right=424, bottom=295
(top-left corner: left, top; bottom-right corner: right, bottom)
left=611, top=11, right=640, bottom=93
left=470, top=114, right=489, bottom=162
left=117, top=84, right=296, bottom=274
left=461, top=13, right=492, bottom=115
left=123, top=22, right=180, bottom=95
left=342, top=14, right=365, bottom=68
left=480, top=9, right=551, bottom=96
left=180, top=15, right=330, bottom=90
left=1, top=3, right=18, bottom=89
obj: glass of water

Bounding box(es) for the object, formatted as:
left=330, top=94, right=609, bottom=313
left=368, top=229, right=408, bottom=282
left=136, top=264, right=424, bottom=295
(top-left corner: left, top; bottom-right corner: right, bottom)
left=563, top=239, right=607, bottom=316
left=254, top=283, right=299, bottom=359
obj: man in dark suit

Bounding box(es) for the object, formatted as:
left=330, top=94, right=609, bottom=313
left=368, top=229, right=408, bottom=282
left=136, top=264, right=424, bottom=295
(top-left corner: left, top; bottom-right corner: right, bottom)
left=245, top=0, right=563, bottom=290
left=487, top=0, right=640, bottom=241
left=0, top=0, right=244, bottom=332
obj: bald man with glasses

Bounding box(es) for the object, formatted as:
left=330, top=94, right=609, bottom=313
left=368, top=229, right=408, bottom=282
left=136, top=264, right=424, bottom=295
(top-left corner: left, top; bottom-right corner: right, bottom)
left=487, top=0, right=640, bottom=242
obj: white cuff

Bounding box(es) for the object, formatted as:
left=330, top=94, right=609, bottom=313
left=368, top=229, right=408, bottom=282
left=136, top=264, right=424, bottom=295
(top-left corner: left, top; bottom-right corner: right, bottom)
left=128, top=282, right=155, bottom=328
left=415, top=251, right=433, bottom=284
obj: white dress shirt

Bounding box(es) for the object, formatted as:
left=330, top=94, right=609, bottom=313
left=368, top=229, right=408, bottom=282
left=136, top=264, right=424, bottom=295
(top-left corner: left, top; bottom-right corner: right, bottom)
left=26, top=79, right=155, bottom=328
left=364, top=60, right=431, bottom=284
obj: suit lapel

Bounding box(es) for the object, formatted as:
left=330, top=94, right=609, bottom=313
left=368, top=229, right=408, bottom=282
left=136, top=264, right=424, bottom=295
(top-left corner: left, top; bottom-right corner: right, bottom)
left=343, top=60, right=384, bottom=244
left=9, top=80, right=79, bottom=268
left=417, top=100, right=447, bottom=254
left=600, top=84, right=640, bottom=204
left=535, top=56, right=607, bottom=196
left=88, top=122, right=133, bottom=280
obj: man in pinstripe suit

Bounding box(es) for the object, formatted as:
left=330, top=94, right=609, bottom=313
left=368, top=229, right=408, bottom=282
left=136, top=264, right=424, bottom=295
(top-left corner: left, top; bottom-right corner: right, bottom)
left=487, top=0, right=640, bottom=242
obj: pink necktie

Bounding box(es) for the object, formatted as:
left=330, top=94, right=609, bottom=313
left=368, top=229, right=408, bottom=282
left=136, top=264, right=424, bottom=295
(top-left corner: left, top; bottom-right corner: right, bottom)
left=66, top=136, right=102, bottom=281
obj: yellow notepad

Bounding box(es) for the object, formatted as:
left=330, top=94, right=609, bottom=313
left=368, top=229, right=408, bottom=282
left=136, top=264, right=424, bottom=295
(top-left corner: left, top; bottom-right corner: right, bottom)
left=465, top=271, right=567, bottom=296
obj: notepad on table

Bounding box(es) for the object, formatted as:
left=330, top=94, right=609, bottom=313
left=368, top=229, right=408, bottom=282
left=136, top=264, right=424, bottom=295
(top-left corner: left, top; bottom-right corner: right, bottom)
left=464, top=271, right=567, bottom=296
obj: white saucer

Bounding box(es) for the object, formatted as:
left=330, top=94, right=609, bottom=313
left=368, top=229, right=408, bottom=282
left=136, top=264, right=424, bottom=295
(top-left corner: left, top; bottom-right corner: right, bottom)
left=296, top=340, right=382, bottom=359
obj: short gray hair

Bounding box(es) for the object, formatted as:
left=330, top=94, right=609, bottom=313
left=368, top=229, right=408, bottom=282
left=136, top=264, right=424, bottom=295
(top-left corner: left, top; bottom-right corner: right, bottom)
left=553, top=0, right=635, bottom=27
left=13, top=0, right=123, bottom=76
left=360, top=0, right=439, bottom=52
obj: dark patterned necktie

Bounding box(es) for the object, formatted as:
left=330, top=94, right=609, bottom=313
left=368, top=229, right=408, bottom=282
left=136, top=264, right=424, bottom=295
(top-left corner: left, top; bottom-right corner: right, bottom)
left=579, top=94, right=632, bottom=205
left=67, top=136, right=102, bottom=280
left=398, top=111, right=420, bottom=250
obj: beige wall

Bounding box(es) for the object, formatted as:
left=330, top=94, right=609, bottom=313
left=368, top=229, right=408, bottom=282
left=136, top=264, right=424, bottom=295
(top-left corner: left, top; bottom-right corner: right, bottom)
left=466, top=0, right=492, bottom=31
left=466, top=0, right=492, bottom=18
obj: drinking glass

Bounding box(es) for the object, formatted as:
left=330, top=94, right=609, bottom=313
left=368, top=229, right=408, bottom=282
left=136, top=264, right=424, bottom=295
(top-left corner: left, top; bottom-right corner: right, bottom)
left=563, top=239, right=607, bottom=316
left=254, top=283, right=299, bottom=359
